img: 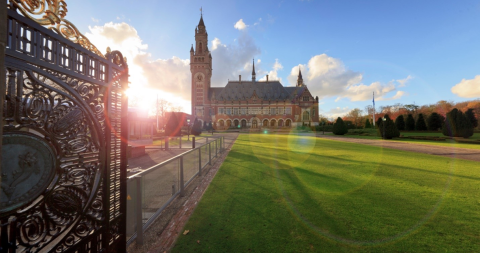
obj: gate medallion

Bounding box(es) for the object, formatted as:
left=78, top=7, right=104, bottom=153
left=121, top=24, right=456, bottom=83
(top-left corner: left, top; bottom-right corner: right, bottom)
left=1, top=133, right=57, bottom=214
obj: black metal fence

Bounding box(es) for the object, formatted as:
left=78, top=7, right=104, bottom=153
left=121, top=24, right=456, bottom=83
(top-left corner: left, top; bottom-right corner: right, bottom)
left=126, top=136, right=224, bottom=245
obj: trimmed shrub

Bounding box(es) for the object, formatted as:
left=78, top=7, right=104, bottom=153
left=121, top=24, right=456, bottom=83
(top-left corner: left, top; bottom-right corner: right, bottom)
left=376, top=117, right=383, bottom=129
left=191, top=119, right=203, bottom=136
left=377, top=114, right=400, bottom=139
left=165, top=112, right=181, bottom=136
left=427, top=112, right=444, bottom=131
left=415, top=113, right=427, bottom=131
left=405, top=114, right=415, bottom=131
left=333, top=117, right=348, bottom=135
left=395, top=115, right=405, bottom=131
left=364, top=118, right=372, bottom=129
left=442, top=108, right=474, bottom=138
left=465, top=108, right=478, bottom=128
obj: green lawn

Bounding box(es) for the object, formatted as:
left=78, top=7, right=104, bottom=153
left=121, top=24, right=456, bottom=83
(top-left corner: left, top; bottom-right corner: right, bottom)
left=173, top=133, right=480, bottom=252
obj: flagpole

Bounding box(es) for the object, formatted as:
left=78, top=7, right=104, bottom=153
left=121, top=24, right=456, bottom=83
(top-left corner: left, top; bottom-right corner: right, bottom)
left=156, top=94, right=159, bottom=131
left=372, top=92, right=375, bottom=127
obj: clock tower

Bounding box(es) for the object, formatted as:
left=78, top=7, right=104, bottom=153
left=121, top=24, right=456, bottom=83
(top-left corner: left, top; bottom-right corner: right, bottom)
left=190, top=13, right=212, bottom=122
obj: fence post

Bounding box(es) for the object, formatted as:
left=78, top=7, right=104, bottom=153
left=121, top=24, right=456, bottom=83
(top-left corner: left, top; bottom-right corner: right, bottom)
left=215, top=139, right=217, bottom=157
left=198, top=147, right=202, bottom=176
left=135, top=176, right=143, bottom=246
left=165, top=137, right=169, bottom=150
left=192, top=137, right=195, bottom=149
left=180, top=157, right=184, bottom=197
left=208, top=142, right=211, bottom=165
left=180, top=136, right=182, bottom=149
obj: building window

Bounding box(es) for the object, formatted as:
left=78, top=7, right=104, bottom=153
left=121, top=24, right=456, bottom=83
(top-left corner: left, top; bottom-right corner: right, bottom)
left=270, top=119, right=276, bottom=127
left=210, top=108, right=213, bottom=115
left=241, top=108, right=246, bottom=115
left=234, top=119, right=239, bottom=127
left=226, top=120, right=232, bottom=127
left=263, top=108, right=269, bottom=115
left=303, top=96, right=309, bottom=101
left=219, top=120, right=224, bottom=127
left=278, top=107, right=284, bottom=115
left=312, top=108, right=315, bottom=117
left=226, top=108, right=231, bottom=115
left=270, top=108, right=276, bottom=115
left=234, top=108, right=238, bottom=115
left=263, top=119, right=269, bottom=127
left=303, top=111, right=310, bottom=121
left=285, top=107, right=292, bottom=115
left=278, top=119, right=284, bottom=127
left=241, top=119, right=247, bottom=128
left=252, top=120, right=258, bottom=128
left=219, top=108, right=224, bottom=114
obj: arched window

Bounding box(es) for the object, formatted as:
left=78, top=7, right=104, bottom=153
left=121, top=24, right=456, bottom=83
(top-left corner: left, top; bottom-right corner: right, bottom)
left=303, top=111, right=310, bottom=121
left=252, top=120, right=257, bottom=128
left=263, top=119, right=269, bottom=127
left=234, top=120, right=239, bottom=127
left=271, top=119, right=276, bottom=127
left=278, top=119, right=284, bottom=127
left=219, top=120, right=224, bottom=127
left=199, top=42, right=203, bottom=54
left=286, top=119, right=292, bottom=127
left=226, top=120, right=232, bottom=127
left=241, top=120, right=247, bottom=128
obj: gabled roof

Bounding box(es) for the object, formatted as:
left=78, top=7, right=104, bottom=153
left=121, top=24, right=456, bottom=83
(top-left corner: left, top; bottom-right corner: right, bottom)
left=212, top=81, right=308, bottom=102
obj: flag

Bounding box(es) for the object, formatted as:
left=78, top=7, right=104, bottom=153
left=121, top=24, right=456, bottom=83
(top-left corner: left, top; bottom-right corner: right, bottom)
left=372, top=92, right=375, bottom=107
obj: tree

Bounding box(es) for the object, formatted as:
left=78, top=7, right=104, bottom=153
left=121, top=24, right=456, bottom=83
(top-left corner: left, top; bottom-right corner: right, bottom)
left=364, top=118, right=372, bottom=128
left=376, top=117, right=383, bottom=129
left=345, top=108, right=363, bottom=128
left=377, top=114, right=400, bottom=139
left=465, top=108, right=478, bottom=128
left=395, top=115, right=405, bottom=131
left=427, top=112, right=444, bottom=131
left=333, top=117, right=348, bottom=135
left=156, top=98, right=171, bottom=129
left=165, top=112, right=181, bottom=136
left=405, top=114, right=415, bottom=131
left=442, top=108, right=474, bottom=138
left=191, top=119, right=203, bottom=136
left=415, top=113, right=427, bottom=131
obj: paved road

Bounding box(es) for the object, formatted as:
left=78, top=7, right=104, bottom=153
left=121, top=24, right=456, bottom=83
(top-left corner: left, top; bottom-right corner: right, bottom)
left=316, top=134, right=480, bottom=162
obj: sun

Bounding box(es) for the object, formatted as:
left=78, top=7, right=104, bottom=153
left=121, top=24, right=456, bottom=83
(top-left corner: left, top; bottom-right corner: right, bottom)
left=125, top=86, right=191, bottom=115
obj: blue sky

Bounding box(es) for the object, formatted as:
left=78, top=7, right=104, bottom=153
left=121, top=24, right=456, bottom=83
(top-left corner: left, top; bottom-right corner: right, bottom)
left=66, top=0, right=480, bottom=118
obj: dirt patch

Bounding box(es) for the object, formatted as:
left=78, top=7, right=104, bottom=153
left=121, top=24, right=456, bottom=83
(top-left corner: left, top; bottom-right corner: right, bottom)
left=317, top=135, right=480, bottom=162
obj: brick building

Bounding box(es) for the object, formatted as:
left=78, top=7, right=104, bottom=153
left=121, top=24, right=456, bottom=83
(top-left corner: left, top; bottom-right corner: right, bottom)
left=190, top=14, right=319, bottom=130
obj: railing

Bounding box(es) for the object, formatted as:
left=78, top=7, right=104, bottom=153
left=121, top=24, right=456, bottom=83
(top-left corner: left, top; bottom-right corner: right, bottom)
left=148, top=135, right=216, bottom=149
left=126, top=136, right=225, bottom=245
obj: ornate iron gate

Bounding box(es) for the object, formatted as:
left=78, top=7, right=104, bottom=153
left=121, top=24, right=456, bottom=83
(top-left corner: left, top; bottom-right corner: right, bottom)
left=1, top=1, right=128, bottom=252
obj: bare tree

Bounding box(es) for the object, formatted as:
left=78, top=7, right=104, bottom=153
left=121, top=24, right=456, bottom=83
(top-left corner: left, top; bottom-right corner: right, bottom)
left=346, top=108, right=364, bottom=127
left=170, top=106, right=183, bottom=112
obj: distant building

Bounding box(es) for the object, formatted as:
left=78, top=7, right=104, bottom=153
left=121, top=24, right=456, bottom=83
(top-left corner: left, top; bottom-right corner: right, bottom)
left=190, top=14, right=319, bottom=130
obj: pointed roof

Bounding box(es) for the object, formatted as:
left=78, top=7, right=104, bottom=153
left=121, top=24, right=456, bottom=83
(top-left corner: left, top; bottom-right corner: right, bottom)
left=252, top=59, right=256, bottom=75
left=190, top=44, right=194, bottom=52
left=198, top=14, right=205, bottom=27
left=298, top=67, right=303, bottom=79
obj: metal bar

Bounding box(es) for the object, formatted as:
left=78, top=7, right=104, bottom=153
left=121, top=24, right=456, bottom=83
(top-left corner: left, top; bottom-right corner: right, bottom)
left=165, top=136, right=169, bottom=150
left=135, top=176, right=143, bottom=246
left=180, top=157, right=184, bottom=197
left=180, top=136, right=182, bottom=149
left=198, top=146, right=202, bottom=176
left=192, top=137, right=195, bottom=149
left=209, top=142, right=212, bottom=165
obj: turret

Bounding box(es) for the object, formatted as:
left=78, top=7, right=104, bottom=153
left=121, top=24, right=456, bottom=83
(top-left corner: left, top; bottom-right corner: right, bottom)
left=252, top=59, right=256, bottom=82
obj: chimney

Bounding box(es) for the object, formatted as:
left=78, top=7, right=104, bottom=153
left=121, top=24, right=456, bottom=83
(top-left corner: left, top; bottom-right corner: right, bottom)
left=266, top=75, right=269, bottom=82
left=239, top=75, right=241, bottom=82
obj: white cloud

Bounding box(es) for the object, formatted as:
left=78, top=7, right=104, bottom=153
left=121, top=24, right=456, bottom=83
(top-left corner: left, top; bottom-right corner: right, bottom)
left=451, top=75, right=480, bottom=98
left=397, top=75, right=413, bottom=87
left=325, top=106, right=351, bottom=119
left=91, top=17, right=99, bottom=23
left=259, top=59, right=283, bottom=82
left=287, top=54, right=408, bottom=102
left=234, top=19, right=248, bottom=30
left=210, top=32, right=261, bottom=85
left=85, top=22, right=191, bottom=112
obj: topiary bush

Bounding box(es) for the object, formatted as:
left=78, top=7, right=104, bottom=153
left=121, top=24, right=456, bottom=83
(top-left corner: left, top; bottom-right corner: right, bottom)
left=191, top=119, right=203, bottom=136
left=333, top=117, right=348, bottom=135
left=377, top=114, right=400, bottom=139
left=415, top=113, right=427, bottom=131
left=405, top=114, right=415, bottom=131
left=443, top=108, right=473, bottom=138
left=465, top=108, right=478, bottom=128
left=427, top=112, right=444, bottom=131
left=364, top=118, right=372, bottom=129
left=395, top=115, right=405, bottom=131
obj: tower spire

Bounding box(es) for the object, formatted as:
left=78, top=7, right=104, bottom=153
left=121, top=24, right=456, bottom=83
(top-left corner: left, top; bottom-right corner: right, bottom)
left=252, top=59, right=256, bottom=82
left=296, top=66, right=304, bottom=87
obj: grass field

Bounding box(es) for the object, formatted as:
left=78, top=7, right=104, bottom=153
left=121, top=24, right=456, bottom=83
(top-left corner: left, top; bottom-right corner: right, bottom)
left=173, top=133, right=480, bottom=252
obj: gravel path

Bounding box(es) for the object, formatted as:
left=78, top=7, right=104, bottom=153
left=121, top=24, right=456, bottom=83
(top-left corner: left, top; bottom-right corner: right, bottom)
left=316, top=134, right=480, bottom=162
